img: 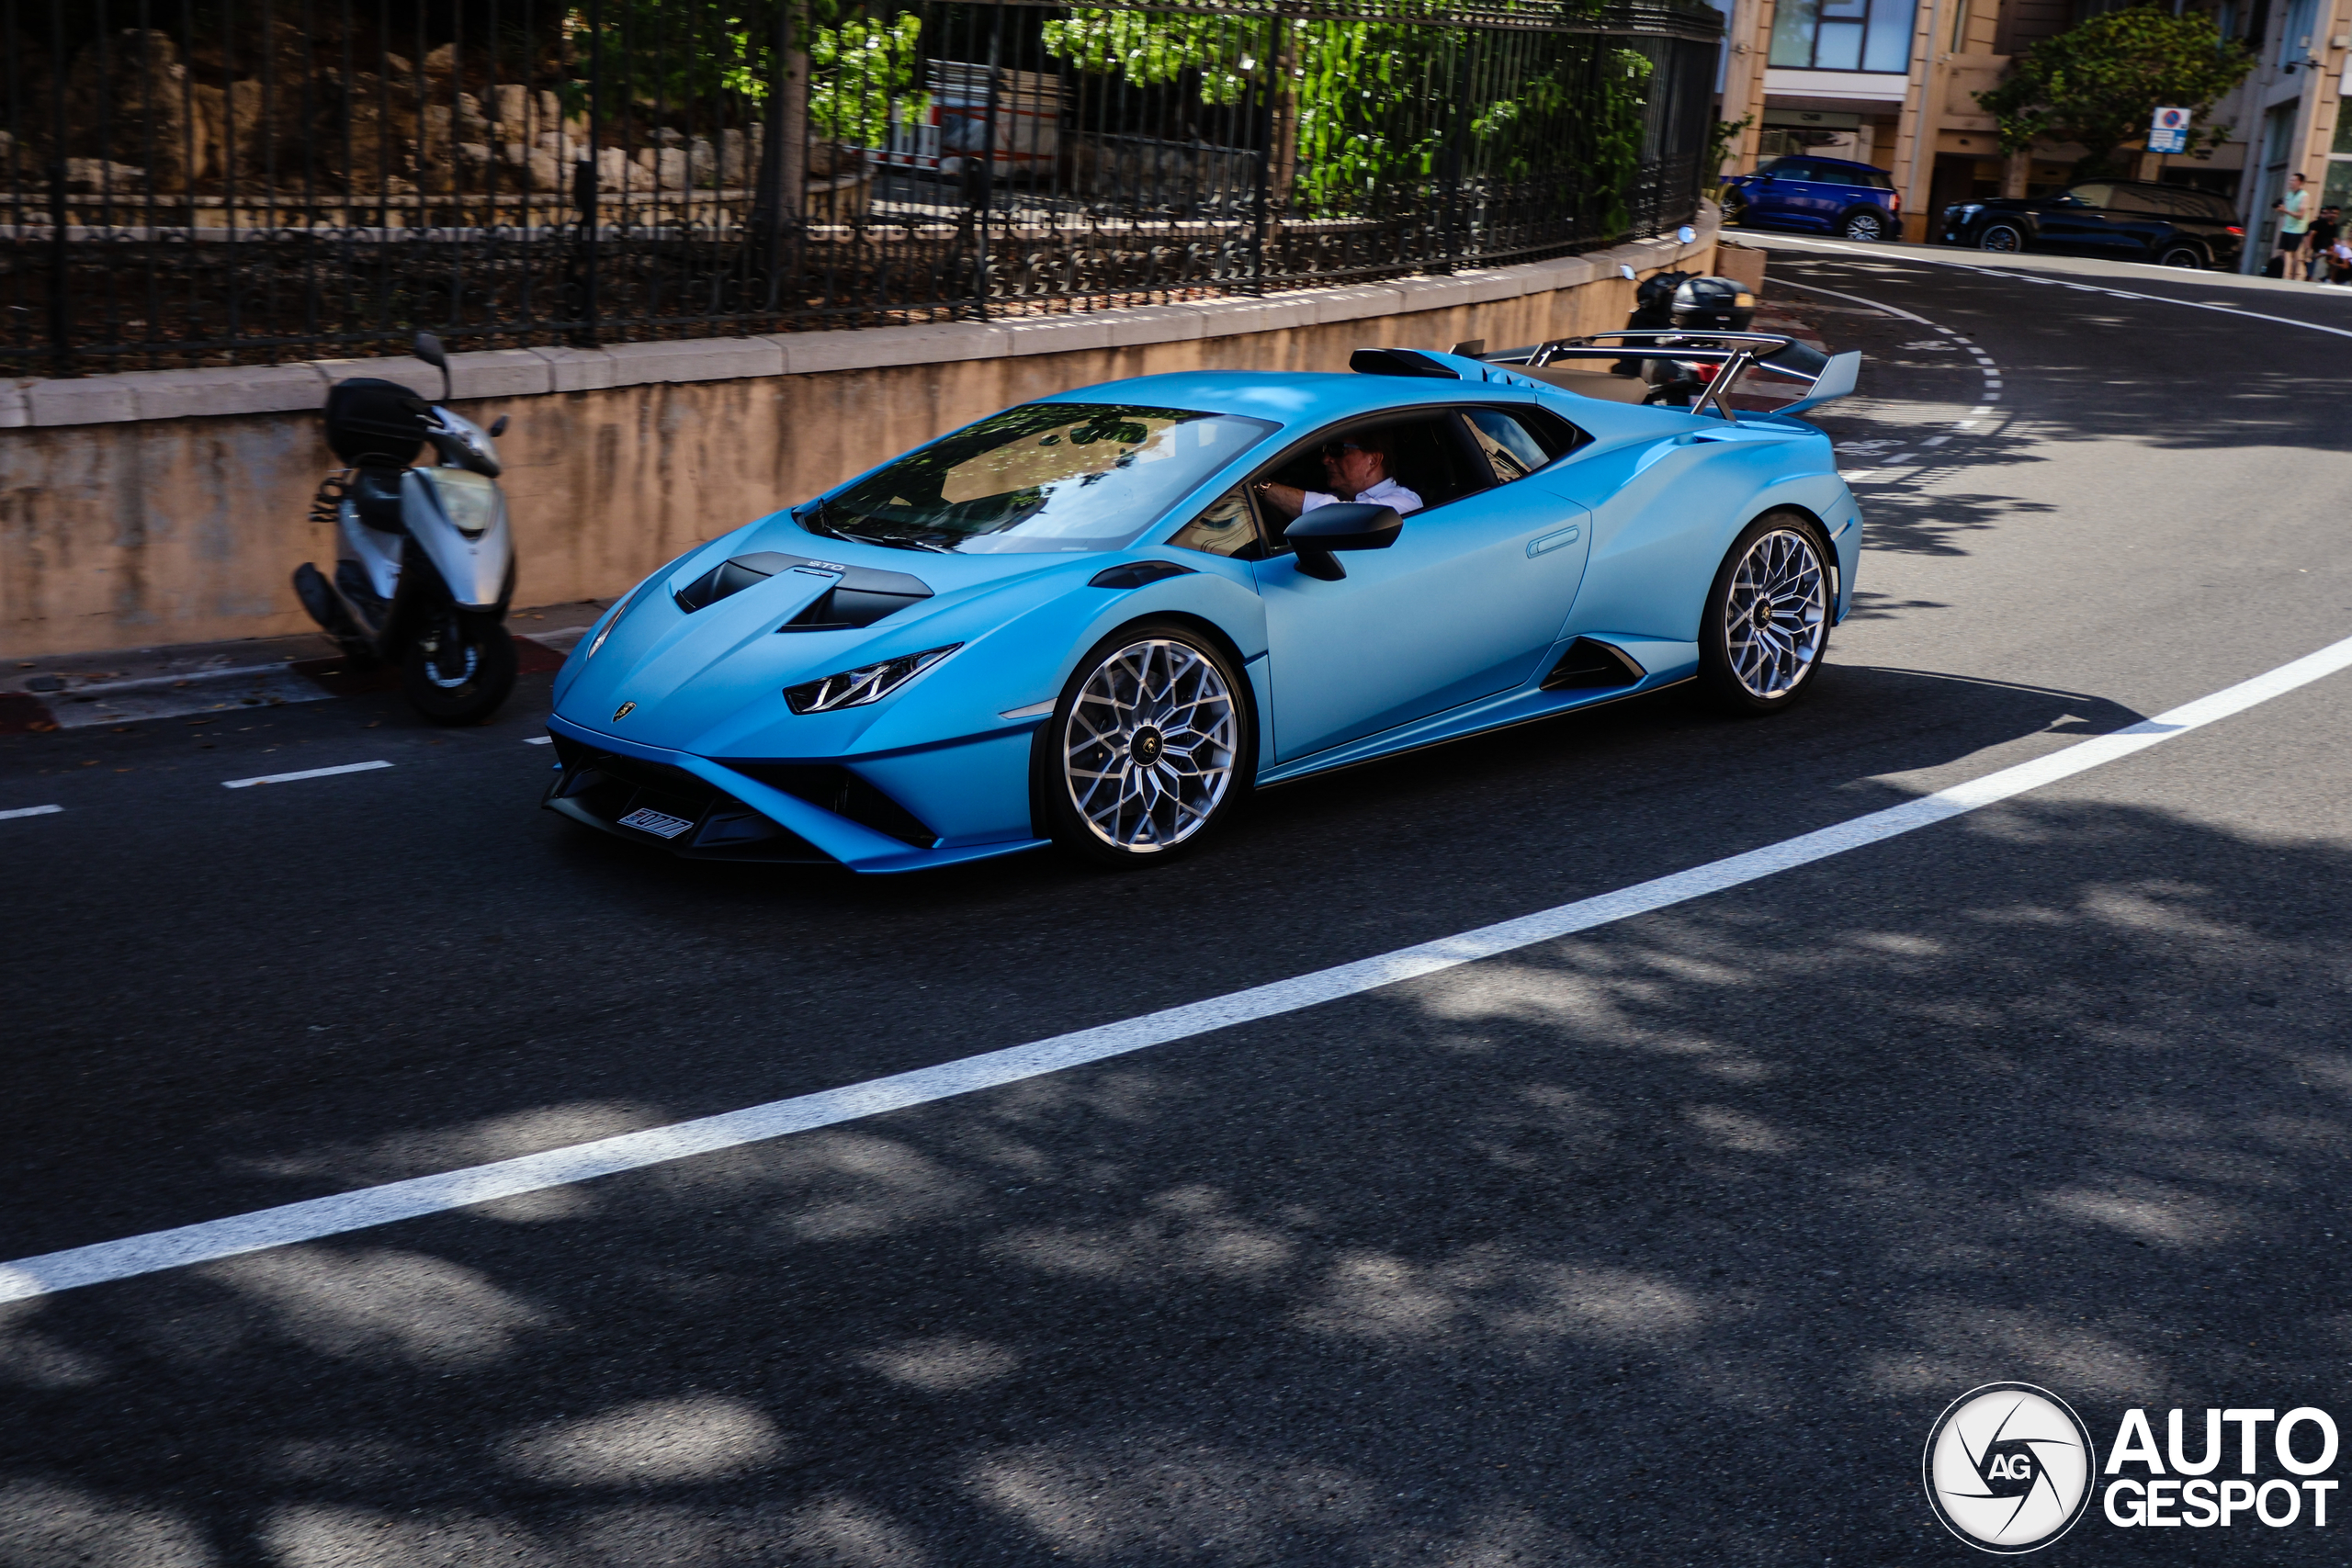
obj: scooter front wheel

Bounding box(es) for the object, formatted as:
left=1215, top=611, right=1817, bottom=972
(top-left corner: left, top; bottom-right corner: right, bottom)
left=402, top=612, right=517, bottom=725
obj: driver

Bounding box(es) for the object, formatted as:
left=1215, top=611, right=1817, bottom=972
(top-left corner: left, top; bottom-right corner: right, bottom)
left=1255, top=433, right=1422, bottom=521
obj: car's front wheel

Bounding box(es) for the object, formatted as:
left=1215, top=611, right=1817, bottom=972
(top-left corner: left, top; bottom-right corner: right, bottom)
left=1723, top=190, right=1751, bottom=226
left=1035, top=621, right=1253, bottom=867
left=1840, top=208, right=1889, bottom=242
left=1698, top=512, right=1833, bottom=716
left=1979, top=222, right=2026, bottom=254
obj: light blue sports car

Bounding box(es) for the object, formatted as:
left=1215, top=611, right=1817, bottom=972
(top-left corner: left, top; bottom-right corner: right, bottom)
left=544, top=335, right=1864, bottom=871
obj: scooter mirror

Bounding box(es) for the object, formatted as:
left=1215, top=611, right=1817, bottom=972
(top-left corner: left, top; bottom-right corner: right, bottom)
left=1677, top=225, right=1698, bottom=244
left=489, top=414, right=510, bottom=437
left=1619, top=265, right=1637, bottom=281
left=413, top=331, right=452, bottom=401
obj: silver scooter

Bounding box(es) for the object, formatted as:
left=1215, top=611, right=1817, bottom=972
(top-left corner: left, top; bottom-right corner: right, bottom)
left=294, top=331, right=519, bottom=725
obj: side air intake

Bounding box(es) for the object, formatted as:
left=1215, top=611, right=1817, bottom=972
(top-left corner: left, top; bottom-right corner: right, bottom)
left=1542, top=637, right=1646, bottom=692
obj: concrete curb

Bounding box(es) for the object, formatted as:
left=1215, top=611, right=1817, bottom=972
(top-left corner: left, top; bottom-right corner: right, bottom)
left=3, top=219, right=1718, bottom=429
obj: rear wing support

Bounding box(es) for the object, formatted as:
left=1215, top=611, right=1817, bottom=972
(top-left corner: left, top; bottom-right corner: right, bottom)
left=1480, top=331, right=1861, bottom=420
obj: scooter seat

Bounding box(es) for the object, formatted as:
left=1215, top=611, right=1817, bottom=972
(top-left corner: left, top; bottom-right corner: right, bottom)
left=348, top=465, right=407, bottom=534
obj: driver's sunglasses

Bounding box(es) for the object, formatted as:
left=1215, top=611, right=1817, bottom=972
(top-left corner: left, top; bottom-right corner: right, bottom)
left=1321, top=441, right=1366, bottom=457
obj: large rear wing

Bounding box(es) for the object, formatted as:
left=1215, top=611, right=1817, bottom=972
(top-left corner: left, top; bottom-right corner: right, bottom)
left=1478, top=331, right=1861, bottom=420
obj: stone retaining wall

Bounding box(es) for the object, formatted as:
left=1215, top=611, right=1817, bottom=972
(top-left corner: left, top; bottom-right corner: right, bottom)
left=0, top=219, right=1720, bottom=659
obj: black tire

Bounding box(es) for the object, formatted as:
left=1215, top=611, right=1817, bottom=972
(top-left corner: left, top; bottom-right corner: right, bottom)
left=1033, top=619, right=1254, bottom=868
left=1697, top=510, right=1835, bottom=716
left=1979, top=222, right=2026, bottom=254
left=2155, top=242, right=2205, bottom=269
left=1723, top=191, right=1750, bottom=227
left=401, top=611, right=517, bottom=725
left=1839, top=208, right=1889, bottom=242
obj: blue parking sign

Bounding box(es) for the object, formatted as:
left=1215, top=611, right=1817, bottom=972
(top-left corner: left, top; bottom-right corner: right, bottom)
left=2149, top=107, right=2190, bottom=155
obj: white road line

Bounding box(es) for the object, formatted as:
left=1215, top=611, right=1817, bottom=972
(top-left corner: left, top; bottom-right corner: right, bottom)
left=0, top=804, right=62, bottom=821
left=220, top=761, right=392, bottom=790
left=1764, top=237, right=2352, bottom=344
left=8, top=629, right=2352, bottom=1304
left=524, top=736, right=553, bottom=745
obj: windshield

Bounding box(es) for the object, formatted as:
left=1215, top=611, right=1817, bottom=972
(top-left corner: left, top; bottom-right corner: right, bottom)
left=808, top=402, right=1277, bottom=555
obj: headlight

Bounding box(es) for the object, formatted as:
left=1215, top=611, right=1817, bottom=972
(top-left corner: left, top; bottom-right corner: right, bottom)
left=416, top=467, right=503, bottom=538
left=785, top=644, right=960, bottom=714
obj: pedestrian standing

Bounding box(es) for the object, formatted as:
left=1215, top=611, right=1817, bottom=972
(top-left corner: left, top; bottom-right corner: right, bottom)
left=2309, top=205, right=2343, bottom=281
left=2275, top=172, right=2312, bottom=276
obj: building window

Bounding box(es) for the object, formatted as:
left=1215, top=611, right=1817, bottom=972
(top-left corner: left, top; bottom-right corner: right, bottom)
left=1770, top=0, right=1919, bottom=72
left=2279, top=0, right=2319, bottom=66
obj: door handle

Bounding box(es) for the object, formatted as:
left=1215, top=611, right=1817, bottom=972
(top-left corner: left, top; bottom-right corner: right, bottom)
left=1527, top=525, right=1581, bottom=558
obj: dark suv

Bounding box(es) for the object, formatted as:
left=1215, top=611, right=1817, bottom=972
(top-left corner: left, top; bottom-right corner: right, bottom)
left=1721, top=156, right=1902, bottom=242
left=1938, top=180, right=2243, bottom=270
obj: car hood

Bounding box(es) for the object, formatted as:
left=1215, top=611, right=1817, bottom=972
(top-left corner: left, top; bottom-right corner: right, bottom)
left=551, top=513, right=1091, bottom=756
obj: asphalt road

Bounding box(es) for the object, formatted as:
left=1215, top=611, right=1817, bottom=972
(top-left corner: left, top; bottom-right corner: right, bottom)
left=6, top=246, right=2352, bottom=1566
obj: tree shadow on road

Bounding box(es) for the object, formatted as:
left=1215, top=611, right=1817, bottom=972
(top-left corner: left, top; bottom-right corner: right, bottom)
left=16, top=697, right=2346, bottom=1565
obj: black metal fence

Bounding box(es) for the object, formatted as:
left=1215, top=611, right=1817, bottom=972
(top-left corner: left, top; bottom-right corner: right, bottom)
left=1, top=0, right=1720, bottom=377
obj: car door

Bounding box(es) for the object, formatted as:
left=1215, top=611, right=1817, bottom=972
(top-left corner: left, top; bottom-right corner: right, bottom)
left=2035, top=184, right=2117, bottom=254
left=1250, top=406, right=1593, bottom=761
left=2100, top=185, right=2175, bottom=258
left=1770, top=161, right=1837, bottom=231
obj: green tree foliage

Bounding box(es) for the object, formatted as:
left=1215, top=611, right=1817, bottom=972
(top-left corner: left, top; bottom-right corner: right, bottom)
left=1039, top=6, right=1654, bottom=225
left=1975, top=5, right=2253, bottom=178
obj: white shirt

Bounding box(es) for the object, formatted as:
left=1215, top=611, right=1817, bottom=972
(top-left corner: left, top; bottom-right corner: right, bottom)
left=1302, top=475, right=1423, bottom=515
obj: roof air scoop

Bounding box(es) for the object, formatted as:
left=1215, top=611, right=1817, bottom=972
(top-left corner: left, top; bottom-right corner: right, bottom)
left=1349, top=347, right=1460, bottom=380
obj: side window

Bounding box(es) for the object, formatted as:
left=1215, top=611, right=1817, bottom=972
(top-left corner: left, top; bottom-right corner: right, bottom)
left=1167, top=484, right=1265, bottom=559
left=1460, top=407, right=1589, bottom=484
left=2069, top=182, right=2116, bottom=209
left=2108, top=186, right=2166, bottom=214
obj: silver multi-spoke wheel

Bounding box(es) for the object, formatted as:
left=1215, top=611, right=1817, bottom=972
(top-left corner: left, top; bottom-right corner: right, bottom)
left=1062, top=637, right=1238, bottom=853
left=1723, top=527, right=1827, bottom=700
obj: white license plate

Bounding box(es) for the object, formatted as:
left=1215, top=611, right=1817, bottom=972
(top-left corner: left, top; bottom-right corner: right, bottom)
left=617, top=807, right=695, bottom=839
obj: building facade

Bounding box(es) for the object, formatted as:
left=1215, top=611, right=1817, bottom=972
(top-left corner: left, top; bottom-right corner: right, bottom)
left=1713, top=0, right=2351, bottom=272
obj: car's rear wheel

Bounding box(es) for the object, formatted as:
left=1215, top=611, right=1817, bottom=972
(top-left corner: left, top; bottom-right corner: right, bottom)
left=1035, top=621, right=1252, bottom=867
left=1979, top=222, right=2025, bottom=254
left=1840, top=208, right=1889, bottom=242
left=1698, top=512, right=1833, bottom=716
left=2156, top=242, right=2206, bottom=269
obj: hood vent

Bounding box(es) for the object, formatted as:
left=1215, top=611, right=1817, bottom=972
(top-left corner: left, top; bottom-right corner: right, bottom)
left=672, top=549, right=933, bottom=628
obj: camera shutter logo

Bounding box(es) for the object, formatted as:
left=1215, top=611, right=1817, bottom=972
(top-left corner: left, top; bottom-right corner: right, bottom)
left=1923, top=1383, right=2097, bottom=1553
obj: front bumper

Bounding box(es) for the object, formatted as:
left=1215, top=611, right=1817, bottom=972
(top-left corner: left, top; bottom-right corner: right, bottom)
left=541, top=716, right=1046, bottom=874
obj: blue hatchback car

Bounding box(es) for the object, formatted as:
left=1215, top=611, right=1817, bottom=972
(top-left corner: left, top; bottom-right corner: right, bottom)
left=1722, top=155, right=1901, bottom=242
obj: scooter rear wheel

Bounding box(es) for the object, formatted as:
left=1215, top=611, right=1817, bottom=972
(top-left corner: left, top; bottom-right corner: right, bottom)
left=403, top=612, right=517, bottom=725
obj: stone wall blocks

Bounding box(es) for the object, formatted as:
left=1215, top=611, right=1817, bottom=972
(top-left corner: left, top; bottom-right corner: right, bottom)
left=525, top=346, right=620, bottom=392
left=0, top=383, right=28, bottom=430
left=128, top=364, right=328, bottom=422
left=311, top=355, right=444, bottom=398
left=781, top=323, right=1008, bottom=374
left=449, top=348, right=554, bottom=400
left=1312, top=285, right=1408, bottom=326
left=1389, top=276, right=1478, bottom=312
left=1101, top=305, right=1206, bottom=346
left=605, top=336, right=785, bottom=386
left=1191, top=297, right=1311, bottom=337
left=1456, top=270, right=1530, bottom=305
left=28, top=376, right=141, bottom=426
left=1003, top=317, right=1114, bottom=356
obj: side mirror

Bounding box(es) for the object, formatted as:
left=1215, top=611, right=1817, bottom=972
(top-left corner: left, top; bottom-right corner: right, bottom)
left=1285, top=502, right=1403, bottom=581
left=488, top=414, right=510, bottom=437
left=413, top=330, right=451, bottom=401
left=1677, top=224, right=1698, bottom=244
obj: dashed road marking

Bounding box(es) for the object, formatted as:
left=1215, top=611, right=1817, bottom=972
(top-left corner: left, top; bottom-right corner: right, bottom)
left=1, top=804, right=62, bottom=821
left=524, top=736, right=553, bottom=745
left=11, top=628, right=2352, bottom=1303
left=220, top=761, right=393, bottom=790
